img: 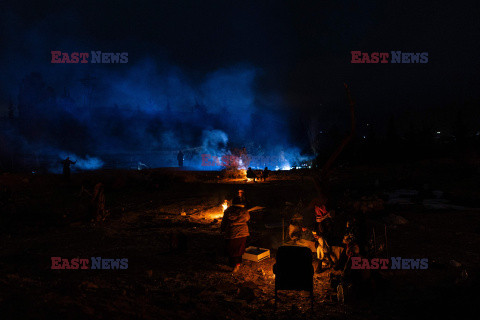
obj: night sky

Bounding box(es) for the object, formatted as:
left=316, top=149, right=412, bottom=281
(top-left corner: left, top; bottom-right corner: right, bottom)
left=1, top=0, right=479, bottom=165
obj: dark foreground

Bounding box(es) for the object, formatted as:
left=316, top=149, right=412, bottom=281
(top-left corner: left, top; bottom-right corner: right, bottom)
left=1, top=160, right=480, bottom=319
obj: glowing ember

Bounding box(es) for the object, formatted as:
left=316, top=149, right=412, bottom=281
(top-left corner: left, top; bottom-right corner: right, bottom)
left=222, top=200, right=228, bottom=212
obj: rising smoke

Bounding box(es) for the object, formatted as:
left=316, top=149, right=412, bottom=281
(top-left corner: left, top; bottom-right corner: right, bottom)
left=0, top=9, right=310, bottom=172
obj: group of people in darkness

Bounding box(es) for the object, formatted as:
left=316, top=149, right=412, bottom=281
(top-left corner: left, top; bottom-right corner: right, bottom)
left=246, top=167, right=269, bottom=182
left=62, top=153, right=368, bottom=296
left=220, top=187, right=368, bottom=301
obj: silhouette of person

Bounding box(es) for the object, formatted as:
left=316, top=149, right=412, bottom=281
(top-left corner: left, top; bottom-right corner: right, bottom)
left=177, top=150, right=184, bottom=167
left=62, top=157, right=76, bottom=180
left=262, top=167, right=270, bottom=181
left=246, top=167, right=257, bottom=182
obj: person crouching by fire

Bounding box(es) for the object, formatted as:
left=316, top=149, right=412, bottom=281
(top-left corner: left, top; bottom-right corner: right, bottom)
left=313, top=203, right=337, bottom=272
left=221, top=195, right=250, bottom=273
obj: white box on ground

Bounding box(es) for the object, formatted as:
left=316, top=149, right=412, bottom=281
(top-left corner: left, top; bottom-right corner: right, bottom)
left=242, top=246, right=270, bottom=262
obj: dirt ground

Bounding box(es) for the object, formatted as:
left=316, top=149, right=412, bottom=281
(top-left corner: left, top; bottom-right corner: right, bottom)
left=1, top=160, right=480, bottom=319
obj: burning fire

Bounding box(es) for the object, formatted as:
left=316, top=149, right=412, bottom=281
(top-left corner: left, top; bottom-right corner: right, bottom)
left=207, top=200, right=228, bottom=220
left=241, top=169, right=247, bottom=178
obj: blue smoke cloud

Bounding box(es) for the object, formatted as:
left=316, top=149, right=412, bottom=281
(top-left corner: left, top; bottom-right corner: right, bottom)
left=0, top=10, right=311, bottom=171
left=48, top=152, right=104, bottom=173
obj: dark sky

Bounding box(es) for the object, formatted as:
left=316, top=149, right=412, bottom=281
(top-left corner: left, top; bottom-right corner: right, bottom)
left=1, top=0, right=479, bottom=138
